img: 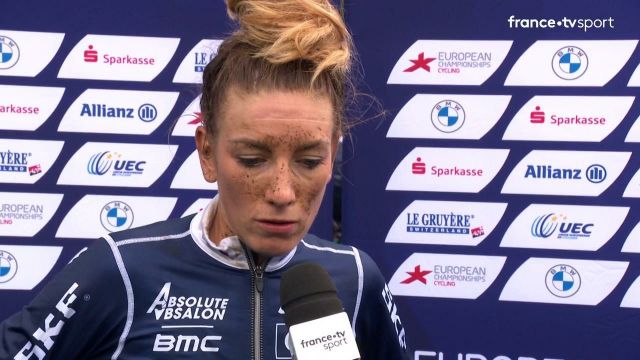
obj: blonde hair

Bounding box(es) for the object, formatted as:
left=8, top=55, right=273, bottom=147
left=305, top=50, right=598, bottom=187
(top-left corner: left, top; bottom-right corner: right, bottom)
left=201, top=0, right=354, bottom=136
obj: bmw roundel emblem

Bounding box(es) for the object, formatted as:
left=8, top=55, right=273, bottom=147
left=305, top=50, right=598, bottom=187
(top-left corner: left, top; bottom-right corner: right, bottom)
left=0, top=251, right=18, bottom=283
left=552, top=46, right=588, bottom=80
left=0, top=36, right=20, bottom=70
left=100, top=201, right=134, bottom=232
left=545, top=264, right=581, bottom=298
left=431, top=100, right=465, bottom=133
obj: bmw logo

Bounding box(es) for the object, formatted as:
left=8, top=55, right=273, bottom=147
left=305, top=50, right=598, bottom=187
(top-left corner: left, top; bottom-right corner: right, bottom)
left=0, top=36, right=20, bottom=69
left=0, top=251, right=18, bottom=283
left=545, top=264, right=581, bottom=298
left=552, top=46, right=588, bottom=80
left=100, top=201, right=134, bottom=232
left=431, top=100, right=465, bottom=133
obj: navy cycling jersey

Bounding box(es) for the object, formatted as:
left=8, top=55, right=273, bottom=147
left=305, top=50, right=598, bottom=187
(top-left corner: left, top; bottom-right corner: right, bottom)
left=0, top=199, right=409, bottom=360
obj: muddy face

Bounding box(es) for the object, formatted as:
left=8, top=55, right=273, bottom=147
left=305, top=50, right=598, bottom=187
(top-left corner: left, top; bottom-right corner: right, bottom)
left=196, top=88, right=336, bottom=257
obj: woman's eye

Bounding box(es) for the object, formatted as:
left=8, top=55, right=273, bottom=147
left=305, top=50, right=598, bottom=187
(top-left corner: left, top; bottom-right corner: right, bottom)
left=299, top=158, right=324, bottom=169
left=237, top=157, right=264, bottom=167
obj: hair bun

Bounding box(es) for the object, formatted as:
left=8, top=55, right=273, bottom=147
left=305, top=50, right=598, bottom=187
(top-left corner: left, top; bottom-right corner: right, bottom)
left=225, top=0, right=352, bottom=79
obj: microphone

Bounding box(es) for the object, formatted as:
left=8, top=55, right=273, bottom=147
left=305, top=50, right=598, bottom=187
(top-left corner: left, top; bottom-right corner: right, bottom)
left=280, top=262, right=361, bottom=360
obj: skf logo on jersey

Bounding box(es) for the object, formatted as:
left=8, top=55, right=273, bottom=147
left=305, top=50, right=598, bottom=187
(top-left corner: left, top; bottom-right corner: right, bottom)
left=13, top=282, right=78, bottom=359
left=385, top=201, right=507, bottom=246
left=387, top=94, right=511, bottom=140
left=173, top=39, right=223, bottom=84
left=0, top=30, right=64, bottom=77
left=0, top=245, right=62, bottom=290
left=388, top=40, right=512, bottom=85
left=171, top=150, right=218, bottom=190
left=0, top=139, right=63, bottom=184
left=552, top=46, right=588, bottom=80
left=58, top=142, right=176, bottom=187
left=381, top=284, right=407, bottom=350
left=56, top=195, right=176, bottom=239
left=505, top=40, right=638, bottom=86
left=546, top=264, right=580, bottom=298
left=0, top=35, right=19, bottom=69
left=502, top=204, right=627, bottom=251
left=501, top=150, right=629, bottom=196
left=0, top=192, right=63, bottom=237
left=58, top=34, right=179, bottom=82
left=386, top=147, right=509, bottom=193
left=0, top=85, right=65, bottom=131
left=500, top=257, right=628, bottom=305
left=58, top=89, right=178, bottom=135
left=389, top=253, right=506, bottom=299
left=172, top=95, right=203, bottom=137
left=100, top=201, right=134, bottom=232
left=502, top=96, right=632, bottom=142
left=0, top=250, right=17, bottom=283
left=147, top=282, right=229, bottom=321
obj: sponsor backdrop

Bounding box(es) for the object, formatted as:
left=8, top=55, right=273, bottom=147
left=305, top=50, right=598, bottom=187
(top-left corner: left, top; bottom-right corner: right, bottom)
left=344, top=1, right=640, bottom=360
left=2, top=0, right=640, bottom=359
left=0, top=0, right=336, bottom=323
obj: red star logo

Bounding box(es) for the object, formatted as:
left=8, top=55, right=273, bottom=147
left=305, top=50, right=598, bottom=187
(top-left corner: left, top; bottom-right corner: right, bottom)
left=187, top=112, right=203, bottom=125
left=404, top=52, right=436, bottom=72
left=400, top=265, right=432, bottom=285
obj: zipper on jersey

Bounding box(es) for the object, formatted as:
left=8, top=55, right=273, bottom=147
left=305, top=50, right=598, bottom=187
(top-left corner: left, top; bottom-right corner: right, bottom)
left=244, top=244, right=269, bottom=360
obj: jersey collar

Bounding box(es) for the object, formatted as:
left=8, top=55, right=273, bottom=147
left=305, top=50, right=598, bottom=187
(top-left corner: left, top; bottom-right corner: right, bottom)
left=189, top=195, right=296, bottom=272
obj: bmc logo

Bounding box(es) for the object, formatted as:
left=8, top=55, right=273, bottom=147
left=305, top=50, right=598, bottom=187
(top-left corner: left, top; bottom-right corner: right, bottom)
left=153, top=334, right=221, bottom=352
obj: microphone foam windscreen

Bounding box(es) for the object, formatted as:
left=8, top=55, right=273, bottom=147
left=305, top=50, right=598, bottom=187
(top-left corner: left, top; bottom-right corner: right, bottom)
left=280, top=262, right=344, bottom=326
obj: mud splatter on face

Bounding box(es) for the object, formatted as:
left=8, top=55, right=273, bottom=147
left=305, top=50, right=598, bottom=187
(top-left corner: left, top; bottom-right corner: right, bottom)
left=203, top=90, right=335, bottom=257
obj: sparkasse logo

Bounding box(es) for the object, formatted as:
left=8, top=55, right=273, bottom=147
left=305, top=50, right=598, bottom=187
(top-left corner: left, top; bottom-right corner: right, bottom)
left=58, top=34, right=179, bottom=82
left=386, top=147, right=509, bottom=193
left=503, top=96, right=631, bottom=142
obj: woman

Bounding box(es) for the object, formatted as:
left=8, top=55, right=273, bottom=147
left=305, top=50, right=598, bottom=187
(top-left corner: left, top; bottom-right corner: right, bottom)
left=0, top=0, right=409, bottom=359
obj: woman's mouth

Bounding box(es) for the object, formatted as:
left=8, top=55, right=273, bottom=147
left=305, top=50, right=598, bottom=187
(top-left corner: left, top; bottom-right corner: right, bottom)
left=256, top=219, right=297, bottom=234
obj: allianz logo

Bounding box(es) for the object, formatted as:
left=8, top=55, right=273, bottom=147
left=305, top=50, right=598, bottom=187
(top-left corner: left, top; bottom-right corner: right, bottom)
left=531, top=213, right=593, bottom=239
left=525, top=164, right=606, bottom=183
left=80, top=103, right=157, bottom=122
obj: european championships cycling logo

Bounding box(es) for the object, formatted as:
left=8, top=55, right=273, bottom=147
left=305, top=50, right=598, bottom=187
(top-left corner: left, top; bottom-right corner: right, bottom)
left=552, top=46, right=588, bottom=80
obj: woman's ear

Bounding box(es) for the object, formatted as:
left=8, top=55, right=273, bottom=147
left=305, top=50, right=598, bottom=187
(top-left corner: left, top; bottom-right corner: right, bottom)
left=195, top=126, right=217, bottom=183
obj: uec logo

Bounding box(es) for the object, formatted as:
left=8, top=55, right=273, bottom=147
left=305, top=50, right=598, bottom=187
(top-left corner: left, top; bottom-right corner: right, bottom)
left=531, top=213, right=593, bottom=239
left=87, top=151, right=146, bottom=176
